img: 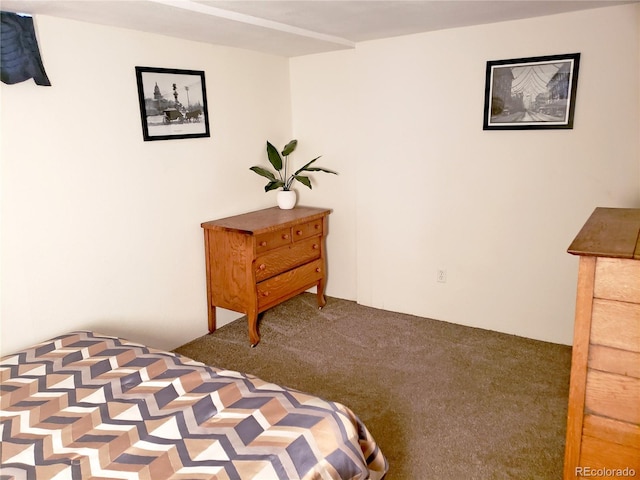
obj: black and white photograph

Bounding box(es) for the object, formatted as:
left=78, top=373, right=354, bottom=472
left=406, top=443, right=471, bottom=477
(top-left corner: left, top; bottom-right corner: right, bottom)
left=135, top=66, right=210, bottom=141
left=483, top=53, right=580, bottom=130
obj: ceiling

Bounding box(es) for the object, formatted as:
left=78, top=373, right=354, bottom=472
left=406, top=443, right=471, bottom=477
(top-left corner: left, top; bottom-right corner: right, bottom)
left=1, top=0, right=636, bottom=57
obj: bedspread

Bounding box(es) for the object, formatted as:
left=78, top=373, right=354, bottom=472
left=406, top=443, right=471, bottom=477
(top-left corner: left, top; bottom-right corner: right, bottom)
left=0, top=331, right=387, bottom=479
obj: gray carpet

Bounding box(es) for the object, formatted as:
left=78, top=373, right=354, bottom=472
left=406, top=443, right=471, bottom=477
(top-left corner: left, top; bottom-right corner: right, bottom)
left=174, top=293, right=572, bottom=479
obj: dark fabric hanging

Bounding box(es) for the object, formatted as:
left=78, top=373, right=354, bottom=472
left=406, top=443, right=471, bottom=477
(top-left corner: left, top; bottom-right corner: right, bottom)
left=1, top=11, right=51, bottom=85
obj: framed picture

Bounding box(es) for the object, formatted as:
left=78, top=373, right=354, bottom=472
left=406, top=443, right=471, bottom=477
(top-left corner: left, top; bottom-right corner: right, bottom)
left=135, top=66, right=210, bottom=141
left=483, top=53, right=580, bottom=130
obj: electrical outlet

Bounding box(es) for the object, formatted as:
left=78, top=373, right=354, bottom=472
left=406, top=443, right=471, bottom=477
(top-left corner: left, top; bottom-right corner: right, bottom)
left=437, top=269, right=447, bottom=283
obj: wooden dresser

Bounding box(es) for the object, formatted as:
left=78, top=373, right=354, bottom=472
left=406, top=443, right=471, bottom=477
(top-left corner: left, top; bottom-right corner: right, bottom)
left=564, top=207, right=640, bottom=479
left=201, top=206, right=331, bottom=346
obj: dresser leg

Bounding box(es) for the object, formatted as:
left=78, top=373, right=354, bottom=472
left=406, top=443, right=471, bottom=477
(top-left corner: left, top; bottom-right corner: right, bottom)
left=248, top=310, right=260, bottom=347
left=208, top=305, right=217, bottom=334
left=316, top=279, right=327, bottom=309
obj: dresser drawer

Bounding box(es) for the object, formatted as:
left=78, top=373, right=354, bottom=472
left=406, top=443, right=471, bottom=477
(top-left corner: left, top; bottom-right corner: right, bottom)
left=590, top=299, right=640, bottom=353
left=255, top=236, right=322, bottom=282
left=292, top=218, right=324, bottom=241
left=582, top=414, right=640, bottom=451
left=594, top=257, right=640, bottom=304
left=584, top=369, right=640, bottom=424
left=257, top=259, right=324, bottom=309
left=255, top=227, right=292, bottom=253
left=589, top=344, right=640, bottom=378
left=579, top=435, right=640, bottom=472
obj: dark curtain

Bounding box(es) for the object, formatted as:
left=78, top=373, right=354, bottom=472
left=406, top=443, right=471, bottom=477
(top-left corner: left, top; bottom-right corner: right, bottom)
left=1, top=11, right=51, bottom=85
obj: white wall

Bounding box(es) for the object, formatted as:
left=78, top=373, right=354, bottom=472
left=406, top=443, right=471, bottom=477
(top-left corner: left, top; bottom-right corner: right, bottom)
left=2, top=6, right=639, bottom=355
left=289, top=50, right=358, bottom=298
left=1, top=16, right=292, bottom=353
left=291, top=4, right=640, bottom=345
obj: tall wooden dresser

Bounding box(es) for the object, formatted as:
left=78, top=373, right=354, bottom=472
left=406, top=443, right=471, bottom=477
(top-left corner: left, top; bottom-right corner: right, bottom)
left=202, top=206, right=331, bottom=347
left=564, top=207, right=640, bottom=479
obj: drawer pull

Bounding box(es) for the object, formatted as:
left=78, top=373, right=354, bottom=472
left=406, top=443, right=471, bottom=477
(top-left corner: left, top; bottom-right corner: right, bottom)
left=258, top=264, right=266, bottom=270
left=259, top=241, right=267, bottom=247
left=316, top=268, right=321, bottom=273
left=262, top=291, right=270, bottom=297
left=313, top=244, right=319, bottom=250
left=282, top=233, right=289, bottom=240
left=296, top=230, right=303, bottom=236
left=314, top=223, right=320, bottom=229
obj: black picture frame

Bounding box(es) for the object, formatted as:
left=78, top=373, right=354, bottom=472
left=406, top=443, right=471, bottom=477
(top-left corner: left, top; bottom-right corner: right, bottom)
left=135, top=66, right=210, bottom=141
left=483, top=53, right=580, bottom=130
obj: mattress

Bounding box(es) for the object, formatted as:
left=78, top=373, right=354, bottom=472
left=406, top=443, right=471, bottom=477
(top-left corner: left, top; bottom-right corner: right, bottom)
left=0, top=331, right=387, bottom=479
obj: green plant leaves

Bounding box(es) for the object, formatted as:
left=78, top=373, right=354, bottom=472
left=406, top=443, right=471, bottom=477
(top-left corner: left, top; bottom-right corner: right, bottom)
left=249, top=166, right=277, bottom=181
left=293, top=175, right=312, bottom=189
left=281, top=139, right=298, bottom=156
left=306, top=166, right=338, bottom=174
left=266, top=141, right=283, bottom=171
left=294, top=157, right=338, bottom=176
left=251, top=140, right=337, bottom=193
left=264, top=180, right=285, bottom=192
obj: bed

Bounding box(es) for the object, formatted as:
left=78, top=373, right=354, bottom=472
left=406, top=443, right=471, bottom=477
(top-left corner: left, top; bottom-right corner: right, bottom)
left=0, top=331, right=387, bottom=479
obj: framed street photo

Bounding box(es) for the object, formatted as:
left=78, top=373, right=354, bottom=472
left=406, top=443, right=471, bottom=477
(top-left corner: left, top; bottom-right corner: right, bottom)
left=135, top=66, right=210, bottom=141
left=483, top=53, right=580, bottom=130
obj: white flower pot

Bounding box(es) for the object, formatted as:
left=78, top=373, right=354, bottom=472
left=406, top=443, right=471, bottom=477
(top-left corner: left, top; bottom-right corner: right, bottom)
left=277, top=190, right=297, bottom=209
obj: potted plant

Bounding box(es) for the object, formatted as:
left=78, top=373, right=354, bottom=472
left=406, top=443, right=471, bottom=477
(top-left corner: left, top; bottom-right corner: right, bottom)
left=250, top=139, right=337, bottom=209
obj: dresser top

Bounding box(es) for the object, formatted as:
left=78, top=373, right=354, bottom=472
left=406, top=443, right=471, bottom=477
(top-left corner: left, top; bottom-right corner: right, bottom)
left=568, top=207, right=640, bottom=259
left=202, top=206, right=331, bottom=234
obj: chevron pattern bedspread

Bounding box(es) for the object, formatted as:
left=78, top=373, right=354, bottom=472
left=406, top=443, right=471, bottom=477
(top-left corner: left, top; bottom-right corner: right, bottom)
left=0, top=331, right=387, bottom=479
